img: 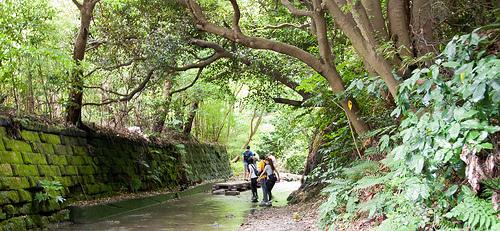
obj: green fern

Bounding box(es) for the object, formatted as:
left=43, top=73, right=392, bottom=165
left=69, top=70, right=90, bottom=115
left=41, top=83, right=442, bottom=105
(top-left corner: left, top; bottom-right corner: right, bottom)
left=445, top=187, right=499, bottom=230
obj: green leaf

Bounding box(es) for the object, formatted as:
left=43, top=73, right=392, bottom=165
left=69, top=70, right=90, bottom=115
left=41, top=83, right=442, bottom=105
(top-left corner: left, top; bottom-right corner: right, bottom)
left=448, top=123, right=461, bottom=140
left=453, top=108, right=478, bottom=122
left=444, top=185, right=459, bottom=197
left=471, top=82, right=486, bottom=102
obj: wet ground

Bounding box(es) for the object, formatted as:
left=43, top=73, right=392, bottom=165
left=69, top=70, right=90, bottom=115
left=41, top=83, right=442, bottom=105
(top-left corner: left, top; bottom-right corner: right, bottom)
left=59, top=181, right=300, bottom=231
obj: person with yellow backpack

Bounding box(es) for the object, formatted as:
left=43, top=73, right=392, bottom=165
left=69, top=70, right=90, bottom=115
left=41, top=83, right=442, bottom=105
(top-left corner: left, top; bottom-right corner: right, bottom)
left=258, top=156, right=280, bottom=207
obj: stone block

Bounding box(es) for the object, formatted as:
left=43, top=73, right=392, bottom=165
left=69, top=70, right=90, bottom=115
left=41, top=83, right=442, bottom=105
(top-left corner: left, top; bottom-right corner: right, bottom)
left=67, top=156, right=85, bottom=165
left=0, top=191, right=20, bottom=205
left=0, top=151, right=23, bottom=164
left=0, top=138, right=4, bottom=151
left=78, top=166, right=95, bottom=175
left=37, top=165, right=61, bottom=177
left=11, top=165, right=39, bottom=177
left=3, top=204, right=15, bottom=216
left=53, top=145, right=69, bottom=155
left=31, top=143, right=55, bottom=155
left=2, top=138, right=32, bottom=152
left=77, top=138, right=87, bottom=145
left=0, top=177, right=30, bottom=190
left=30, top=215, right=49, bottom=228
left=61, top=136, right=79, bottom=146
left=0, top=164, right=12, bottom=176
left=82, top=156, right=94, bottom=165
left=0, top=216, right=26, bottom=230
left=63, top=166, right=78, bottom=176
left=72, top=146, right=88, bottom=156
left=39, top=133, right=61, bottom=144
left=26, top=176, right=42, bottom=188
left=46, top=155, right=67, bottom=165
left=20, top=131, right=40, bottom=142
left=22, top=153, right=48, bottom=165
left=17, top=189, right=32, bottom=203
left=18, top=203, right=31, bottom=215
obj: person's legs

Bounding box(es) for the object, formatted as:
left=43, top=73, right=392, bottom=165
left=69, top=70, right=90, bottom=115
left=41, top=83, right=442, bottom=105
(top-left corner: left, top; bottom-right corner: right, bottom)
left=261, top=179, right=269, bottom=205
left=243, top=162, right=249, bottom=179
left=266, top=180, right=276, bottom=201
left=250, top=178, right=258, bottom=201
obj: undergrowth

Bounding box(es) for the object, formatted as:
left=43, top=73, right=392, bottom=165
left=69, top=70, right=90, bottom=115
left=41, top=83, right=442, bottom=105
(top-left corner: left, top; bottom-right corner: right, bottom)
left=318, top=29, right=500, bottom=230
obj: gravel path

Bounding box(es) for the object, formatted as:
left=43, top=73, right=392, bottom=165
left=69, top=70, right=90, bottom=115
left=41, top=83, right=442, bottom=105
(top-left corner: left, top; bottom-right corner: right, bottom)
left=238, top=200, right=321, bottom=231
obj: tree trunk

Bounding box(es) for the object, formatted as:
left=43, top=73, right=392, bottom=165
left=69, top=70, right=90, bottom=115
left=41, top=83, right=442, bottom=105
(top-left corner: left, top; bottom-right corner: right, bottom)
left=387, top=0, right=413, bottom=58
left=242, top=109, right=264, bottom=148
left=183, top=101, right=199, bottom=134
left=66, top=0, right=99, bottom=126
left=152, top=78, right=173, bottom=133
left=411, top=0, right=435, bottom=57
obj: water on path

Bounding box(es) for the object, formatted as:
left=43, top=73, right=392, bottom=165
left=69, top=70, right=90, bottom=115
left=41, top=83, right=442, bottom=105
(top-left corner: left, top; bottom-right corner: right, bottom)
left=61, top=181, right=300, bottom=231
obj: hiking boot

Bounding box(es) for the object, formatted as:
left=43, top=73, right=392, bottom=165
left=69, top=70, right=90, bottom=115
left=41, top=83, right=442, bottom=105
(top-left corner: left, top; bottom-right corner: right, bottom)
left=251, top=198, right=258, bottom=203
left=259, top=202, right=269, bottom=207
left=265, top=202, right=272, bottom=207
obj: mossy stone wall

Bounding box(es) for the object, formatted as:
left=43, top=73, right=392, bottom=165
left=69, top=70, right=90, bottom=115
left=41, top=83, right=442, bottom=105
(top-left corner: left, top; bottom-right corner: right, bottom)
left=0, top=120, right=230, bottom=230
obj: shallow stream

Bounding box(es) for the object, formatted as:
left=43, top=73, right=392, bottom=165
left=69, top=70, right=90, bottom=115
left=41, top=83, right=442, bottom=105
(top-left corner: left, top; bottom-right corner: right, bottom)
left=60, top=181, right=300, bottom=231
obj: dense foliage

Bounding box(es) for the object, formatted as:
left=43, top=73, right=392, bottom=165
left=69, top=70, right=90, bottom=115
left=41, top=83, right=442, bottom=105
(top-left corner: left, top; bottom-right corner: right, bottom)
left=319, top=31, right=499, bottom=230
left=0, top=0, right=498, bottom=229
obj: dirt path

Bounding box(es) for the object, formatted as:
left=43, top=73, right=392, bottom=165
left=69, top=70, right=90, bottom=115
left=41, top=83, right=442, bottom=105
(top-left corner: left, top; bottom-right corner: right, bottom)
left=238, top=200, right=321, bottom=231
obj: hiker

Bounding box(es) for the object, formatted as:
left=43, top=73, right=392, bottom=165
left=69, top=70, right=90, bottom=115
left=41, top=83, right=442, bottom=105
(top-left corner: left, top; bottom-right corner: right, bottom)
left=247, top=157, right=259, bottom=202
left=242, top=146, right=254, bottom=180
left=258, top=157, right=280, bottom=206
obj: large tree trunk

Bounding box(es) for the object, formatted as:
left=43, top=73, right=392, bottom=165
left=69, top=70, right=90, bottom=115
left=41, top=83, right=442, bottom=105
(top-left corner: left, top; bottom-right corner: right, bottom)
left=183, top=101, right=199, bottom=134
left=152, top=78, right=173, bottom=133
left=411, top=0, right=435, bottom=57
left=387, top=0, right=413, bottom=58
left=66, top=0, right=99, bottom=126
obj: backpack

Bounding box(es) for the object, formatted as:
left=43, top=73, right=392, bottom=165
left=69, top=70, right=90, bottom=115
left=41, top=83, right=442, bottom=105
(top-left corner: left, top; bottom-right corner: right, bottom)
left=243, top=150, right=252, bottom=162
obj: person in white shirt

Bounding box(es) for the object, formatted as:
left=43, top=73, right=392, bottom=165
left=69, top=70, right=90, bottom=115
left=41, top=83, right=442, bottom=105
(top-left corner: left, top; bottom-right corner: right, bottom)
left=247, top=157, right=259, bottom=202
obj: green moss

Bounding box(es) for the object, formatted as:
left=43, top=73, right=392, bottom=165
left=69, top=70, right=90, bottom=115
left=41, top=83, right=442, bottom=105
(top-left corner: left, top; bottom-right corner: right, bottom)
left=37, top=165, right=61, bottom=176
left=39, top=134, right=61, bottom=144
left=2, top=138, right=32, bottom=153
left=0, top=164, right=12, bottom=177
left=0, top=211, right=5, bottom=220
left=67, top=156, right=85, bottom=165
left=31, top=215, right=49, bottom=228
left=77, top=166, right=95, bottom=175
left=0, top=191, right=20, bottom=205
left=18, top=203, right=31, bottom=215
left=64, top=166, right=78, bottom=176
left=3, top=205, right=15, bottom=215
left=0, top=217, right=26, bottom=230
left=31, top=143, right=55, bottom=155
left=22, top=152, right=48, bottom=165
left=72, top=146, right=87, bottom=156
left=17, top=189, right=32, bottom=203
left=0, top=127, right=6, bottom=137
left=24, top=216, right=35, bottom=229
left=0, top=177, right=29, bottom=190
left=11, top=164, right=39, bottom=177
left=53, top=145, right=70, bottom=155
left=20, top=131, right=40, bottom=142
left=46, top=155, right=67, bottom=165
left=61, top=136, right=79, bottom=146
left=0, top=151, right=23, bottom=164
left=0, top=139, right=5, bottom=152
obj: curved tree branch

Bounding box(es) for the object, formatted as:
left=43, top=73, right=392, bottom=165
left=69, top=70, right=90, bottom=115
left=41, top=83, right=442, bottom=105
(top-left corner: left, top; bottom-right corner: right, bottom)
left=83, top=69, right=156, bottom=106
left=171, top=67, right=204, bottom=94
left=281, top=0, right=314, bottom=17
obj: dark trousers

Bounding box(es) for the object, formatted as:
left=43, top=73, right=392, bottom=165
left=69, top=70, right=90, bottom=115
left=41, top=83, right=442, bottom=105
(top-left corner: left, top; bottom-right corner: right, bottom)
left=250, top=178, right=258, bottom=199
left=266, top=180, right=276, bottom=201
